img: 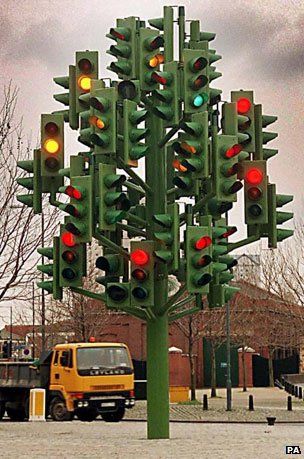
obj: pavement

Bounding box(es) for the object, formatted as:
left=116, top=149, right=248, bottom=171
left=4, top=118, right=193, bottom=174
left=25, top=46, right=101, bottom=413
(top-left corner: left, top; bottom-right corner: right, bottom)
left=1, top=388, right=304, bottom=458
left=1, top=420, right=303, bottom=458
left=125, top=387, right=304, bottom=422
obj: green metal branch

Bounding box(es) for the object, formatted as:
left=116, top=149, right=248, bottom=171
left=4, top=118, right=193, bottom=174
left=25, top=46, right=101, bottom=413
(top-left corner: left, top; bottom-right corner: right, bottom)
left=167, top=188, right=177, bottom=197
left=95, top=229, right=129, bottom=259
left=124, top=180, right=145, bottom=197
left=71, top=287, right=106, bottom=302
left=167, top=294, right=195, bottom=314
left=117, top=157, right=153, bottom=195
left=227, top=233, right=260, bottom=252
left=169, top=306, right=200, bottom=323
left=49, top=192, right=60, bottom=208
left=116, top=306, right=147, bottom=321
left=158, top=284, right=187, bottom=316
left=179, top=191, right=215, bottom=225
left=117, top=222, right=146, bottom=237
left=127, top=212, right=147, bottom=228
left=158, top=124, right=180, bottom=148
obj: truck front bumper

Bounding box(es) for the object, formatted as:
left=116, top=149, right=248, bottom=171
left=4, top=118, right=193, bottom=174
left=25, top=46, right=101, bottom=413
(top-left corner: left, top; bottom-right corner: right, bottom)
left=73, top=396, right=135, bottom=412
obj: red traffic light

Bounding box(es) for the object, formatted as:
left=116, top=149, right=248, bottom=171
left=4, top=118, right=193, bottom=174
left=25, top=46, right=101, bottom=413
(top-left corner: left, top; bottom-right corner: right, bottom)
left=130, top=249, right=149, bottom=266
left=237, top=98, right=251, bottom=114
left=190, top=56, right=208, bottom=72
left=146, top=36, right=164, bottom=50
left=151, top=72, right=168, bottom=85
left=194, top=236, right=212, bottom=250
left=245, top=168, right=263, bottom=186
left=61, top=232, right=76, bottom=248
left=62, top=185, right=83, bottom=200
left=224, top=144, right=242, bottom=159
left=219, top=227, right=237, bottom=239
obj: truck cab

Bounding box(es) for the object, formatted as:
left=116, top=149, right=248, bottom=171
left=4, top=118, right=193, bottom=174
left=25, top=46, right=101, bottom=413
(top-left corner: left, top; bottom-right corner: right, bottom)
left=49, top=342, right=135, bottom=421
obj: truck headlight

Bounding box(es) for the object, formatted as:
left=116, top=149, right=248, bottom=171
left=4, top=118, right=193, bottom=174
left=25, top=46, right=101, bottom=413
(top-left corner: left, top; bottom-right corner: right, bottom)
left=83, top=401, right=89, bottom=407
left=78, top=401, right=83, bottom=407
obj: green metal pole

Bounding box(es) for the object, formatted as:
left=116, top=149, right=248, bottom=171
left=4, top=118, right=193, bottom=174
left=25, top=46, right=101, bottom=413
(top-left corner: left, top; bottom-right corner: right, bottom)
left=145, top=106, right=169, bottom=439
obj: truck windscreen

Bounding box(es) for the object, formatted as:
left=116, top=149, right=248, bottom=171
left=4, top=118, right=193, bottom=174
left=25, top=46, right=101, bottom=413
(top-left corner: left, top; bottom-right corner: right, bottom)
left=76, top=347, right=132, bottom=375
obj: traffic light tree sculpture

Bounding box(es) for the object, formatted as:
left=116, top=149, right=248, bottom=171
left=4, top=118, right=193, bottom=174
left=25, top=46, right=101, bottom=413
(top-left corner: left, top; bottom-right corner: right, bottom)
left=16, top=6, right=294, bottom=439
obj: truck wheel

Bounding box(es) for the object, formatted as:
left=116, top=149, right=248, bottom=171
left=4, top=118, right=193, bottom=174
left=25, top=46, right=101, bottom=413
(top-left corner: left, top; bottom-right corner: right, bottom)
left=7, top=407, right=26, bottom=421
left=76, top=408, right=98, bottom=422
left=101, top=407, right=125, bottom=422
left=0, top=403, right=5, bottom=420
left=50, top=397, right=73, bottom=422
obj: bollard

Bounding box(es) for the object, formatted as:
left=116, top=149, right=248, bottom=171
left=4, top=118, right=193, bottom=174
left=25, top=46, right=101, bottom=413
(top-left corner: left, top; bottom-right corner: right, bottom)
left=248, top=394, right=254, bottom=411
left=203, top=394, right=208, bottom=410
left=287, top=395, right=292, bottom=411
left=291, top=385, right=295, bottom=396
left=266, top=416, right=276, bottom=426
left=299, top=387, right=303, bottom=399
left=295, top=386, right=298, bottom=398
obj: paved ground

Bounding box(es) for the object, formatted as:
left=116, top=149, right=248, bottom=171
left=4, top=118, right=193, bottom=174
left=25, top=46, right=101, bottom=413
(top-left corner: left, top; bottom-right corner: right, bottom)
left=125, top=387, right=304, bottom=422
left=1, top=388, right=303, bottom=458
left=1, top=420, right=303, bottom=458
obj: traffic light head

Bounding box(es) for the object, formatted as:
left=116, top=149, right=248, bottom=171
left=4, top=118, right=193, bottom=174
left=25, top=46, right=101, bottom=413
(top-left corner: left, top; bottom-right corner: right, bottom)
left=59, top=175, right=93, bottom=243
left=123, top=99, right=149, bottom=167
left=186, top=226, right=213, bottom=293
left=139, top=28, right=164, bottom=91
left=107, top=282, right=130, bottom=310
left=107, top=17, right=137, bottom=80
left=231, top=90, right=255, bottom=153
left=183, top=49, right=209, bottom=114
left=130, top=241, right=155, bottom=308
left=213, top=134, right=243, bottom=202
left=41, top=114, right=64, bottom=180
left=59, top=225, right=86, bottom=287
left=75, top=51, right=98, bottom=115
left=99, top=163, right=129, bottom=231
left=37, top=237, right=62, bottom=300
left=241, top=160, right=268, bottom=225
left=152, top=61, right=180, bottom=127
left=89, top=87, right=117, bottom=154
left=17, top=149, right=42, bottom=214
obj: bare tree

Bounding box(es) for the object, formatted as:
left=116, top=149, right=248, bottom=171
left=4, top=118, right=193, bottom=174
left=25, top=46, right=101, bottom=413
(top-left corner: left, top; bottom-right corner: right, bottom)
left=199, top=307, right=227, bottom=397
left=0, top=82, right=58, bottom=307
left=174, top=308, right=203, bottom=401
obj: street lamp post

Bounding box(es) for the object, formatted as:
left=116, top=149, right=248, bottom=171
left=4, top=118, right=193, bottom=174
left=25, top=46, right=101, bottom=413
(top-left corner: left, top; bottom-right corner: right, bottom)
left=226, top=299, right=232, bottom=411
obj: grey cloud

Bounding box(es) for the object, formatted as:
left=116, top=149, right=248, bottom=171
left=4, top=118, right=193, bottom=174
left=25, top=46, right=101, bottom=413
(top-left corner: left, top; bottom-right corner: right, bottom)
left=196, top=5, right=304, bottom=80
left=3, top=17, right=72, bottom=67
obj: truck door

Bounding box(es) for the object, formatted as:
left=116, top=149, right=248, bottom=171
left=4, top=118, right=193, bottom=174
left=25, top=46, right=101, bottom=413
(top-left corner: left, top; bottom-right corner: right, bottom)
left=52, top=350, right=73, bottom=389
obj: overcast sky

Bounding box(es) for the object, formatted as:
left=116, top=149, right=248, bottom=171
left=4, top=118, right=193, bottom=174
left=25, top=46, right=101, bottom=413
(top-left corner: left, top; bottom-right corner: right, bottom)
left=0, top=0, right=303, bottom=325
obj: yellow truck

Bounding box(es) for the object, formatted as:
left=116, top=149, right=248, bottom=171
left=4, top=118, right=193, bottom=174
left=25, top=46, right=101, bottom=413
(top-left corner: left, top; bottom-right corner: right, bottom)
left=0, top=342, right=135, bottom=422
